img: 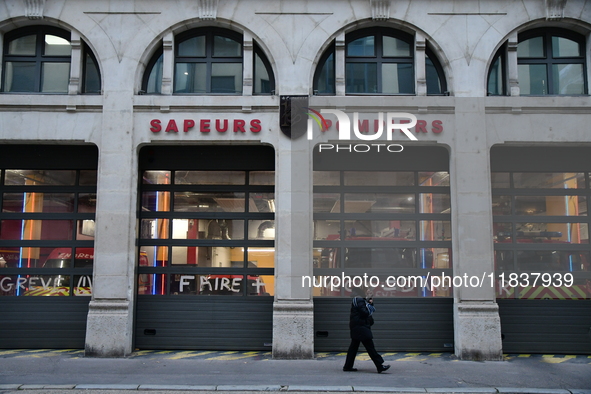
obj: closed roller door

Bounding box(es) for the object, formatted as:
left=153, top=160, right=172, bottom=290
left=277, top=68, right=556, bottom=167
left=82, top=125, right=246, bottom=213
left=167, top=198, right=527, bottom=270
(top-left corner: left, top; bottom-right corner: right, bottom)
left=135, top=296, right=273, bottom=350
left=498, top=300, right=591, bottom=354
left=0, top=297, right=89, bottom=348
left=314, top=298, right=454, bottom=352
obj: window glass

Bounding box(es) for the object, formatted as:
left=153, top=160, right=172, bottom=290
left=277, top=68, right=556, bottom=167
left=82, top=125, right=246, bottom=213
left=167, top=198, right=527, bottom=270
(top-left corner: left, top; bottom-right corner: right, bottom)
left=314, top=171, right=340, bottom=186
left=344, top=171, right=414, bottom=186
left=211, top=62, right=242, bottom=93
left=383, top=36, right=410, bottom=57
left=347, top=36, right=375, bottom=56
left=249, top=220, right=275, bottom=240
left=141, top=192, right=171, bottom=212
left=254, top=52, right=271, bottom=94
left=8, top=35, right=36, bottom=55
left=344, top=247, right=416, bottom=269
left=249, top=193, right=275, bottom=213
left=2, top=193, right=75, bottom=213
left=4, top=62, right=36, bottom=92
left=344, top=220, right=416, bottom=240
left=173, top=219, right=244, bottom=240
left=142, top=170, right=171, bottom=185
left=514, top=222, right=588, bottom=244
left=175, top=63, right=207, bottom=93
left=4, top=170, right=76, bottom=186
left=83, top=51, right=101, bottom=93
left=79, top=170, right=97, bottom=186
left=346, top=63, right=377, bottom=93
left=314, top=220, right=340, bottom=240
left=78, top=194, right=96, bottom=213
left=41, top=62, right=70, bottom=93
left=213, top=36, right=241, bottom=57
left=140, top=218, right=169, bottom=239
left=44, top=35, right=71, bottom=56
left=0, top=220, right=73, bottom=240
left=512, top=173, right=585, bottom=188
left=423, top=247, right=451, bottom=269
left=518, top=64, right=547, bottom=95
left=492, top=196, right=511, bottom=215
left=175, top=171, right=245, bottom=185
left=552, top=64, right=584, bottom=94
left=552, top=36, right=581, bottom=57
left=491, top=172, right=510, bottom=188
left=249, top=171, right=274, bottom=185
left=145, top=53, right=163, bottom=94
left=419, top=194, right=450, bottom=214
left=420, top=220, right=451, bottom=241
left=313, top=193, right=340, bottom=213
left=174, top=192, right=246, bottom=212
left=517, top=36, right=544, bottom=58
left=315, top=52, right=334, bottom=94
left=488, top=55, right=503, bottom=95
left=178, top=36, right=206, bottom=57
left=382, top=63, right=413, bottom=94
left=514, top=195, right=586, bottom=216
left=426, top=55, right=443, bottom=95
left=344, top=193, right=415, bottom=213
left=419, top=172, right=449, bottom=186
left=516, top=250, right=590, bottom=272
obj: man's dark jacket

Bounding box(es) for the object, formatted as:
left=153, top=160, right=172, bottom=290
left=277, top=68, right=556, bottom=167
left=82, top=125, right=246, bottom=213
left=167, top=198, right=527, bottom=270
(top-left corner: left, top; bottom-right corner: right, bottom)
left=349, top=297, right=376, bottom=341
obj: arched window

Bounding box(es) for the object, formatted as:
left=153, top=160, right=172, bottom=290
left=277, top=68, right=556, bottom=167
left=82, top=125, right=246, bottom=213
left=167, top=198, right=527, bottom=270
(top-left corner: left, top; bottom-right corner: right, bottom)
left=487, top=28, right=586, bottom=96
left=142, top=28, right=275, bottom=95
left=1, top=26, right=100, bottom=94
left=518, top=29, right=585, bottom=95
left=346, top=28, right=414, bottom=94
left=313, top=28, right=447, bottom=96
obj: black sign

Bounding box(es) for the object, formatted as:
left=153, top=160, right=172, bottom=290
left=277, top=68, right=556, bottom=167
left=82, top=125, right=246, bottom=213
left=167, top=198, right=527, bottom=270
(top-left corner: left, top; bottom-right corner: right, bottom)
left=279, top=95, right=309, bottom=139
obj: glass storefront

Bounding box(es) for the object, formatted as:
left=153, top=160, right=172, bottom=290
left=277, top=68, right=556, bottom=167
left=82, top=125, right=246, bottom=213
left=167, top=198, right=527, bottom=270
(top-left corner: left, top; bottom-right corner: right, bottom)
left=492, top=171, right=591, bottom=300
left=0, top=146, right=97, bottom=297
left=137, top=147, right=275, bottom=297
left=312, top=145, right=451, bottom=297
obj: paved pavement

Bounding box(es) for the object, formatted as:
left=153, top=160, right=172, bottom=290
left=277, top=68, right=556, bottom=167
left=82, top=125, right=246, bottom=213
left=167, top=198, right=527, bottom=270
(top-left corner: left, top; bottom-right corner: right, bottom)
left=0, top=349, right=590, bottom=394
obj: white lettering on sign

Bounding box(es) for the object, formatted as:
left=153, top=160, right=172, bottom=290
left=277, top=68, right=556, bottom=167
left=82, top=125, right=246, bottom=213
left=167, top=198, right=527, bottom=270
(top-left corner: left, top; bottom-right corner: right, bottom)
left=179, top=275, right=193, bottom=293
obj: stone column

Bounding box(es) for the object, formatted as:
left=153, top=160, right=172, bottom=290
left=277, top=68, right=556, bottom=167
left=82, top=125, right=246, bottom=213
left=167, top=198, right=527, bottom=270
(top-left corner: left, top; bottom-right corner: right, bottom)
left=85, top=67, right=137, bottom=357
left=272, top=134, right=315, bottom=359
left=450, top=98, right=503, bottom=361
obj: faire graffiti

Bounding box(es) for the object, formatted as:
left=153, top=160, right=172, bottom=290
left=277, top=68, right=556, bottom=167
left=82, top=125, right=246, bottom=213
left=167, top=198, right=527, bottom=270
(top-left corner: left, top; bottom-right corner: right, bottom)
left=150, top=119, right=262, bottom=133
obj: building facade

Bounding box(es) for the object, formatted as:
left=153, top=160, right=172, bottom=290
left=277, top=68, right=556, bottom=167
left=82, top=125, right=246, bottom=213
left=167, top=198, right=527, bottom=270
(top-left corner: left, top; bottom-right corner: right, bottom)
left=0, top=0, right=590, bottom=360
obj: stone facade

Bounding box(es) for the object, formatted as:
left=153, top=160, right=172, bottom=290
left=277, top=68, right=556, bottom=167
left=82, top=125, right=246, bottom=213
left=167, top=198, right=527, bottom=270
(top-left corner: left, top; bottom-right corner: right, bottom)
left=1, top=0, right=590, bottom=360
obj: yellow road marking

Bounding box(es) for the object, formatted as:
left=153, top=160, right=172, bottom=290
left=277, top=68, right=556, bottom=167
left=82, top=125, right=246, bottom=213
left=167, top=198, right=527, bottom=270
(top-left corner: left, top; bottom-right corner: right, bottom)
left=166, top=351, right=201, bottom=360
left=0, top=350, right=23, bottom=356
left=518, top=354, right=531, bottom=357
left=206, top=351, right=260, bottom=361
left=397, top=356, right=428, bottom=362
left=541, top=355, right=575, bottom=364
left=429, top=353, right=442, bottom=357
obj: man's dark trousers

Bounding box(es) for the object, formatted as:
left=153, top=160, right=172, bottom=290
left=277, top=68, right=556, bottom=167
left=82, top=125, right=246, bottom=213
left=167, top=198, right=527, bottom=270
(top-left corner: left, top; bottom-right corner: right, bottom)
left=344, top=337, right=384, bottom=369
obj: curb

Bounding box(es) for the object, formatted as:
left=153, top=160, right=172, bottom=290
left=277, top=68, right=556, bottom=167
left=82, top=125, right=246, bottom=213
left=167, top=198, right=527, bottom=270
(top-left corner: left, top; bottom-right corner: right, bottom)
left=0, top=385, right=590, bottom=393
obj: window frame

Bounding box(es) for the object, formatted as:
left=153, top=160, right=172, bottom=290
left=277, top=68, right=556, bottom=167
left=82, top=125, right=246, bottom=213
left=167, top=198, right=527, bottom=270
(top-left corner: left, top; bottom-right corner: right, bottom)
left=173, top=28, right=243, bottom=95
left=1, top=26, right=72, bottom=94
left=517, top=28, right=587, bottom=96
left=345, top=27, right=415, bottom=95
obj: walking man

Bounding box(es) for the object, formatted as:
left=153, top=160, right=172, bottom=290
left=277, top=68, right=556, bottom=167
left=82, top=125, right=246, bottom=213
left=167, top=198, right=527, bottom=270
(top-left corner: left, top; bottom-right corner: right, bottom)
left=343, top=292, right=390, bottom=373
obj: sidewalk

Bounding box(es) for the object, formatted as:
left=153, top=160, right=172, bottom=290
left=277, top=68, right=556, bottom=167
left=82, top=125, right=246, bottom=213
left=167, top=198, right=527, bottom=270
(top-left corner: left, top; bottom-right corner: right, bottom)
left=0, top=350, right=590, bottom=394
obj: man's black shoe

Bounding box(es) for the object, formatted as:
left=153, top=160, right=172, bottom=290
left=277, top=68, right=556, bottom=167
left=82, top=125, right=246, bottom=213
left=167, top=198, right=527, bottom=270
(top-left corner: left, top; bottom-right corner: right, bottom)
left=377, top=364, right=390, bottom=373
left=343, top=367, right=358, bottom=372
